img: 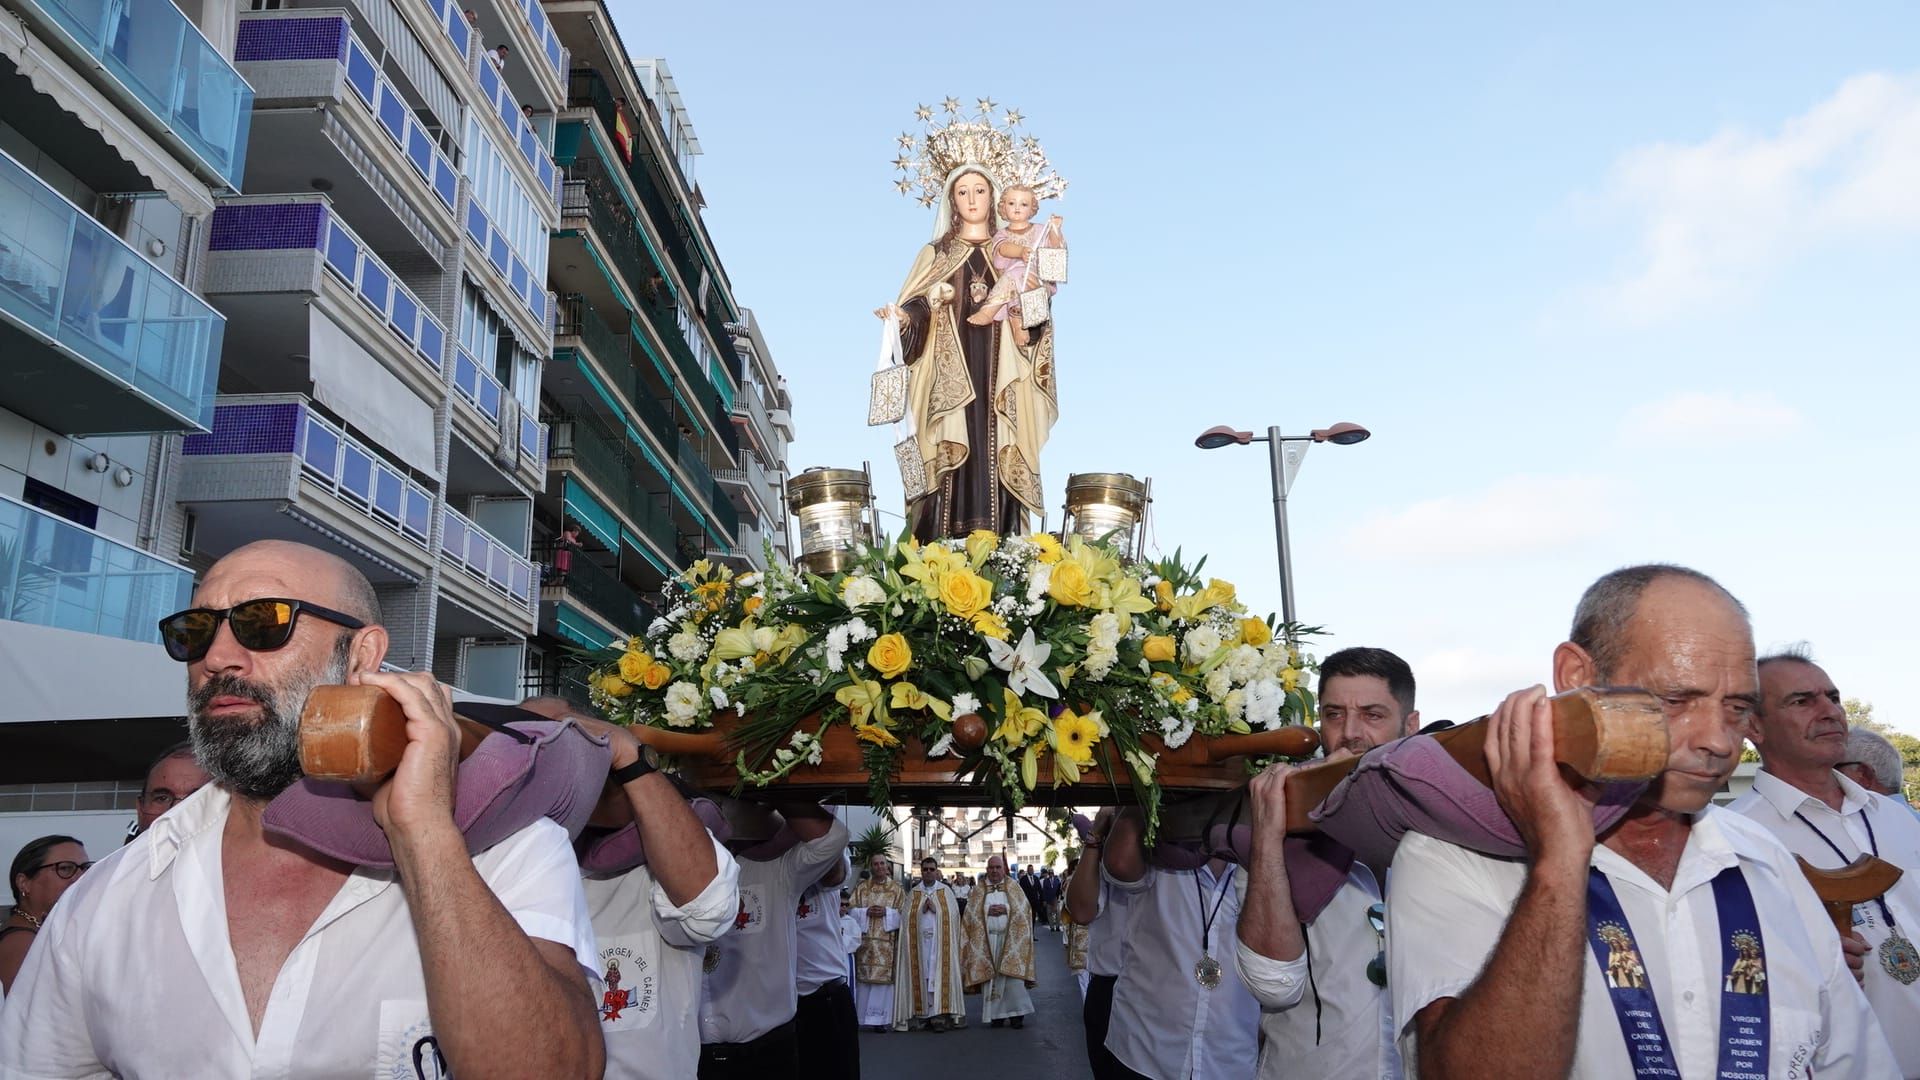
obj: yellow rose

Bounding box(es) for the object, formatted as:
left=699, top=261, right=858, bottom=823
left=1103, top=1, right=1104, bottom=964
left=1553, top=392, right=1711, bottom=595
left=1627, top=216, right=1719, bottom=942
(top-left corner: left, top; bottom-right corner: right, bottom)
left=966, top=529, right=999, bottom=566
left=971, top=610, right=1011, bottom=640
left=1143, top=635, right=1177, bottom=663
left=937, top=569, right=994, bottom=617
left=1048, top=561, right=1093, bottom=607
left=743, top=596, right=763, bottom=616
left=1154, top=579, right=1175, bottom=612
left=867, top=633, right=913, bottom=679
left=600, top=674, right=633, bottom=698
left=1240, top=618, right=1272, bottom=647
left=617, top=650, right=651, bottom=683
left=1200, top=578, right=1237, bottom=609
left=1028, top=533, right=1063, bottom=564
left=641, top=663, right=671, bottom=691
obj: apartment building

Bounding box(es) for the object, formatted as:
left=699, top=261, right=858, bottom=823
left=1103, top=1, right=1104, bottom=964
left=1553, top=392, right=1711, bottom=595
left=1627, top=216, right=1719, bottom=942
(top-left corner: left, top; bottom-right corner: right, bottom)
left=0, top=0, right=250, bottom=853
left=917, top=805, right=1088, bottom=876
left=0, top=0, right=789, bottom=852
left=523, top=6, right=778, bottom=700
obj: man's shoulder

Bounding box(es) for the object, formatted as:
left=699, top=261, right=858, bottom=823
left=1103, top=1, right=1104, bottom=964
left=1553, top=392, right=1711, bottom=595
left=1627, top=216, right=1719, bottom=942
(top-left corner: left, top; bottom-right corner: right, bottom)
left=471, top=817, right=574, bottom=879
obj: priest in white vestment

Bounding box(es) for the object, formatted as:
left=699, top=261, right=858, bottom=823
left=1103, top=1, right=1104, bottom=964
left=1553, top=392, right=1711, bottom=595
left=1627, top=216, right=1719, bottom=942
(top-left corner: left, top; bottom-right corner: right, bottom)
left=962, top=853, right=1037, bottom=1027
left=849, top=853, right=905, bottom=1031
left=892, top=857, right=965, bottom=1032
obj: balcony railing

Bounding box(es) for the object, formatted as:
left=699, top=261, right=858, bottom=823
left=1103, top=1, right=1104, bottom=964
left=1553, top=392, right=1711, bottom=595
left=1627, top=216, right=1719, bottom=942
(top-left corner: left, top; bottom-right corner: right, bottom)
left=0, top=147, right=224, bottom=432
left=554, top=294, right=676, bottom=451
left=508, top=0, right=565, bottom=85
left=14, top=0, right=252, bottom=188
left=233, top=13, right=459, bottom=214
left=518, top=412, right=543, bottom=461
left=0, top=494, right=193, bottom=645
left=474, top=50, right=559, bottom=205
left=451, top=347, right=504, bottom=423
left=181, top=397, right=436, bottom=549
left=440, top=504, right=536, bottom=614
left=464, top=195, right=549, bottom=330
left=541, top=548, right=650, bottom=637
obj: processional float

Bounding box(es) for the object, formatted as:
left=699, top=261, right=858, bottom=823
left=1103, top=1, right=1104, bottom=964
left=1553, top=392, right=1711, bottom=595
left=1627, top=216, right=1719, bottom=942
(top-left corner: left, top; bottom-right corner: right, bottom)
left=281, top=98, right=1897, bottom=924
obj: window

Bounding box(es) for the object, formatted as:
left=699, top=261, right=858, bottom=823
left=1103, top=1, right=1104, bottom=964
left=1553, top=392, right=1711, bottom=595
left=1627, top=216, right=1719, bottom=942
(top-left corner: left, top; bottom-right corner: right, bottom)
left=461, top=117, right=547, bottom=285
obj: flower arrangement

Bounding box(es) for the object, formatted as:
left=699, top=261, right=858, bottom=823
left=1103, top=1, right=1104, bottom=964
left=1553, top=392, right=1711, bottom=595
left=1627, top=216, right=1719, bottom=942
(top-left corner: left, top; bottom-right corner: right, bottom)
left=589, top=533, right=1319, bottom=830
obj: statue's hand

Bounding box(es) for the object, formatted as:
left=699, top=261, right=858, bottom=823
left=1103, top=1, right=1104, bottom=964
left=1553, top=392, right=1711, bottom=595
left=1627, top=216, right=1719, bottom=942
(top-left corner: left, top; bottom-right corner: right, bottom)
left=873, top=304, right=901, bottom=321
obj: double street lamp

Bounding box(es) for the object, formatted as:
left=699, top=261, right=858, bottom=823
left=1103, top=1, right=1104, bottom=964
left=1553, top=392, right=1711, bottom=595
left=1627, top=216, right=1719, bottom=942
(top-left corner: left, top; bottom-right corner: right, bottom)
left=1193, top=422, right=1371, bottom=626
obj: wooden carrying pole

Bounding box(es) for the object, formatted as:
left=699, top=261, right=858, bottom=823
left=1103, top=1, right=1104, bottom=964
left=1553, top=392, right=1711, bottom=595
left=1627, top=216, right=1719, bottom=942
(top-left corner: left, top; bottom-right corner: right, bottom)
left=1799, top=855, right=1903, bottom=938
left=1281, top=686, right=1670, bottom=834
left=299, top=685, right=497, bottom=784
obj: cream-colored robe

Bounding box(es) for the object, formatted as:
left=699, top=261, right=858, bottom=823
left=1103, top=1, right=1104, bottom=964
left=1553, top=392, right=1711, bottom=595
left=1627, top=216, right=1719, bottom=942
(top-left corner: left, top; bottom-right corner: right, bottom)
left=895, top=239, right=1058, bottom=519
left=849, top=876, right=905, bottom=1026
left=891, top=881, right=965, bottom=1029
left=961, top=878, right=1037, bottom=1020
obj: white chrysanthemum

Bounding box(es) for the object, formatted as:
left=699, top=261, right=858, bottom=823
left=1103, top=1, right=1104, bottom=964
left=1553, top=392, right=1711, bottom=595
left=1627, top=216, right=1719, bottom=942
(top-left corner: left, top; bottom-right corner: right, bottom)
left=1027, top=564, right=1053, bottom=601
left=668, top=625, right=707, bottom=663
left=1084, top=644, right=1118, bottom=681
left=1245, top=678, right=1284, bottom=731
left=1089, top=612, right=1122, bottom=651
left=1183, top=626, right=1222, bottom=665
left=927, top=733, right=956, bottom=758
left=1204, top=667, right=1234, bottom=703
left=1160, top=713, right=1195, bottom=749
left=841, top=575, right=886, bottom=609
left=1221, top=688, right=1246, bottom=720
left=663, top=682, right=703, bottom=727
left=845, top=618, right=876, bottom=644
left=951, top=692, right=981, bottom=717
left=1223, top=644, right=1263, bottom=683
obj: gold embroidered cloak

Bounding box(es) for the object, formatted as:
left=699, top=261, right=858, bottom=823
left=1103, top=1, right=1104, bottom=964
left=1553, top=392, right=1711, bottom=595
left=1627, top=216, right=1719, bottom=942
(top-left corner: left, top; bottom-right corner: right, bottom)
left=960, top=878, right=1036, bottom=990
left=892, top=881, right=965, bottom=1026
left=849, top=876, right=905, bottom=985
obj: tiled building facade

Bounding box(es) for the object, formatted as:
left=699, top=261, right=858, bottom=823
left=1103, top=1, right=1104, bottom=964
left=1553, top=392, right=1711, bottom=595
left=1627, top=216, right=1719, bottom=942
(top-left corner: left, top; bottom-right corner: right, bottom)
left=0, top=0, right=793, bottom=853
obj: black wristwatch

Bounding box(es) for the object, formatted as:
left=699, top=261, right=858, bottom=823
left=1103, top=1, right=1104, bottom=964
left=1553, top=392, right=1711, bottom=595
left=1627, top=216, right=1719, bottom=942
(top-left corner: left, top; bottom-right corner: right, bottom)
left=611, top=747, right=659, bottom=785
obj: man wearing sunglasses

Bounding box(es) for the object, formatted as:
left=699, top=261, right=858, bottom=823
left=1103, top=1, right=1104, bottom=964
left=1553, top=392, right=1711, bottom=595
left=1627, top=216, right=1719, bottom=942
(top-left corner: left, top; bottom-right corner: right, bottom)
left=0, top=540, right=604, bottom=1078
left=1236, top=646, right=1419, bottom=1079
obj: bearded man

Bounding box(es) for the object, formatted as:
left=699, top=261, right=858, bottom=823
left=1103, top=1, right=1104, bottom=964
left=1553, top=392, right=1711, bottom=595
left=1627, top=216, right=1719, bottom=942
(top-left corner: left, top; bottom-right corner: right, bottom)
left=893, top=857, right=964, bottom=1032
left=0, top=540, right=602, bottom=1077
left=962, top=854, right=1037, bottom=1028
left=849, top=853, right=905, bottom=1032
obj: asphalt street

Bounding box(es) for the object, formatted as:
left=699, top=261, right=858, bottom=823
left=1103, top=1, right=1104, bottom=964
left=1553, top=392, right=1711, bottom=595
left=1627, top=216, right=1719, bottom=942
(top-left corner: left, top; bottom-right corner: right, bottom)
left=856, top=918, right=1090, bottom=1078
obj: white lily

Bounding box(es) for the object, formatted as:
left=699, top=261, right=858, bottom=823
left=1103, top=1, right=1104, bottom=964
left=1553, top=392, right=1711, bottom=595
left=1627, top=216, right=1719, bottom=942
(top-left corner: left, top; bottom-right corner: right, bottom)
left=987, top=627, right=1058, bottom=699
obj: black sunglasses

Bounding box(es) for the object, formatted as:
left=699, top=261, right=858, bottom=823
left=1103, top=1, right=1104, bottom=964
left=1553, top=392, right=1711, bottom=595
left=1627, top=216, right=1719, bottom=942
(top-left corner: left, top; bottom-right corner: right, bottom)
left=158, top=598, right=365, bottom=663
left=30, top=860, right=94, bottom=880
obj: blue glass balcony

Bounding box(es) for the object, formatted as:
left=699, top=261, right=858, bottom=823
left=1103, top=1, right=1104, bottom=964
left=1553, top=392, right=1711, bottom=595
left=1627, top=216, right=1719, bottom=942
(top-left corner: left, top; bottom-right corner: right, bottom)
left=0, top=494, right=193, bottom=645
left=13, top=0, right=252, bottom=189
left=0, top=147, right=223, bottom=433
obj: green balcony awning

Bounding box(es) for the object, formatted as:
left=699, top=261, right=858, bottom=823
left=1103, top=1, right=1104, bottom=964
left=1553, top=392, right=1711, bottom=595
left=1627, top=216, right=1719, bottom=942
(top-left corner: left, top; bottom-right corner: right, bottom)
left=553, top=602, right=616, bottom=651
left=562, top=477, right=621, bottom=551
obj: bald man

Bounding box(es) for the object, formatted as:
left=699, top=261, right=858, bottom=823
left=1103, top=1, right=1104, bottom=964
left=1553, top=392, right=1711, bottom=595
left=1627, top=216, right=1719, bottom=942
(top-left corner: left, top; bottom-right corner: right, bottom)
left=0, top=540, right=604, bottom=1077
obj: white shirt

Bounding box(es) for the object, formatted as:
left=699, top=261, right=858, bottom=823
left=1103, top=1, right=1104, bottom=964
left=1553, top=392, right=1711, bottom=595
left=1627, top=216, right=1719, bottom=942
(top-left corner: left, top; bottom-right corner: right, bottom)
left=1236, top=864, right=1402, bottom=1080
left=697, top=819, right=848, bottom=1044
left=1086, top=878, right=1138, bottom=977
left=0, top=785, right=598, bottom=1079
left=1730, top=768, right=1920, bottom=1077
left=585, top=831, right=739, bottom=1080
left=1103, top=862, right=1261, bottom=1079
left=1389, top=807, right=1898, bottom=1079
left=795, top=856, right=851, bottom=994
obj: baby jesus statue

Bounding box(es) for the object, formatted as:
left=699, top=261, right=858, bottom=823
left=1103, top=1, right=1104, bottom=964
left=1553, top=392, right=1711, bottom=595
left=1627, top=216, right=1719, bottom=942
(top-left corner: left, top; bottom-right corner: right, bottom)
left=966, top=183, right=1066, bottom=330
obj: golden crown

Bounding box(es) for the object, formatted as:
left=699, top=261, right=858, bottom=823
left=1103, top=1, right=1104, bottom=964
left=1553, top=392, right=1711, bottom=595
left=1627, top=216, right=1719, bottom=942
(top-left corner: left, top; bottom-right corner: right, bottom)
left=891, top=98, right=1068, bottom=208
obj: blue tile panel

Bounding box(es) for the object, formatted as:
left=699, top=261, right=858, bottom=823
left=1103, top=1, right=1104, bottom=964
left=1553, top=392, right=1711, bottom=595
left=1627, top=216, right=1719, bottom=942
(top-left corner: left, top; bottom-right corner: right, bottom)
left=234, top=15, right=346, bottom=62
left=208, top=201, right=446, bottom=374
left=181, top=402, right=301, bottom=455
left=208, top=202, right=326, bottom=252
left=14, top=0, right=252, bottom=188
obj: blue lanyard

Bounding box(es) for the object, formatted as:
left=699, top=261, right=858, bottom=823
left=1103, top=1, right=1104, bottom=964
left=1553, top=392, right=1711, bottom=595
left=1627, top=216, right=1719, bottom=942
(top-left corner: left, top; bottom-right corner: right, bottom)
left=1585, top=865, right=1770, bottom=1079
left=1794, top=809, right=1898, bottom=930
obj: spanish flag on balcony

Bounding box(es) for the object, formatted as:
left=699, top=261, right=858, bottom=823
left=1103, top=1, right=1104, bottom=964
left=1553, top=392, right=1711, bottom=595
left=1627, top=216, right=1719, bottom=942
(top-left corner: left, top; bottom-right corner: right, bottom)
left=613, top=108, right=634, bottom=164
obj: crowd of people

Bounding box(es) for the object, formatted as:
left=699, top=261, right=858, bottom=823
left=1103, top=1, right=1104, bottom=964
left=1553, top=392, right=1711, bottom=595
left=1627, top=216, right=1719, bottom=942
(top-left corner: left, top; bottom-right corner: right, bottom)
left=1, top=540, right=1916, bottom=1079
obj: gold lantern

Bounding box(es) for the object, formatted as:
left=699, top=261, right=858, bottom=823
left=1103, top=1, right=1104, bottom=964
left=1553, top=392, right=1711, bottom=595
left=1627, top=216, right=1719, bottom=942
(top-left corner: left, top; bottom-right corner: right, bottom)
left=788, top=466, right=878, bottom=576
left=1061, top=472, right=1151, bottom=560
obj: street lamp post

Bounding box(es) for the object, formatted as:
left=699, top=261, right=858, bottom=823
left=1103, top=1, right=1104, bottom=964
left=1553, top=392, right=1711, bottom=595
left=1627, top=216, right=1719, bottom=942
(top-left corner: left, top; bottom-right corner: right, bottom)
left=1194, top=421, right=1370, bottom=625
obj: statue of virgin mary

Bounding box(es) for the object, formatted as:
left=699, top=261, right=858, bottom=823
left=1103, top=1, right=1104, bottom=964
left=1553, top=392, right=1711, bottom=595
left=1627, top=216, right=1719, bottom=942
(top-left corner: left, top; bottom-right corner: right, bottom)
left=877, top=164, right=1058, bottom=541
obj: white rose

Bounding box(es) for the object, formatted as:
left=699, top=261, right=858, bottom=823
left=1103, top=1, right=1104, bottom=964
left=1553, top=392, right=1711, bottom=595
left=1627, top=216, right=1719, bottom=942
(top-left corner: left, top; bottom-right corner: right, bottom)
left=663, top=682, right=703, bottom=727
left=1183, top=626, right=1222, bottom=665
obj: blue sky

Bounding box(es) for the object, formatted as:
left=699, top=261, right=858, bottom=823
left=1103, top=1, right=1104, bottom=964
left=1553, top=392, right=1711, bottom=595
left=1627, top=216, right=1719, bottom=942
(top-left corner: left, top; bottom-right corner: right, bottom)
left=609, top=2, right=1920, bottom=731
